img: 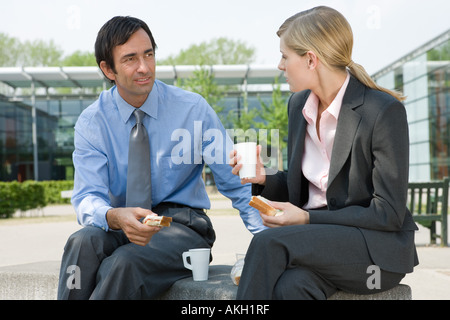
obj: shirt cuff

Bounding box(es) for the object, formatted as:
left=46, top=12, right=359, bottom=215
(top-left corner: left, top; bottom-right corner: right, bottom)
left=92, top=205, right=113, bottom=231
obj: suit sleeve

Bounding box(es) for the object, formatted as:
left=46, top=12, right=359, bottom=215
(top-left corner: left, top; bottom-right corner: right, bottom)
left=252, top=171, right=290, bottom=202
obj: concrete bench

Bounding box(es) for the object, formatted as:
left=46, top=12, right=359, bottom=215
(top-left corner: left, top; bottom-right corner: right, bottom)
left=0, top=261, right=411, bottom=300
left=0, top=261, right=60, bottom=300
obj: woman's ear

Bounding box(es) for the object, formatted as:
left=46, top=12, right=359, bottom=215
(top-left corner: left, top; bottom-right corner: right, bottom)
left=306, top=51, right=318, bottom=70
left=99, top=61, right=116, bottom=82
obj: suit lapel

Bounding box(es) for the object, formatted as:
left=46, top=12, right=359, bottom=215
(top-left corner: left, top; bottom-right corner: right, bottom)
left=327, top=76, right=364, bottom=188
left=287, top=91, right=309, bottom=170
left=286, top=91, right=309, bottom=207
left=289, top=110, right=307, bottom=173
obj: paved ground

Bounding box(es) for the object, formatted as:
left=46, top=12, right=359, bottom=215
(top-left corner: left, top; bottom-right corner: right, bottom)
left=0, top=196, right=449, bottom=300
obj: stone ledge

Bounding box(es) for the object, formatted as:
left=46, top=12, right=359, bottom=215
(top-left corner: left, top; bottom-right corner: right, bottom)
left=160, top=265, right=412, bottom=300
left=0, top=261, right=60, bottom=300
left=0, top=261, right=411, bottom=300
left=159, top=265, right=237, bottom=300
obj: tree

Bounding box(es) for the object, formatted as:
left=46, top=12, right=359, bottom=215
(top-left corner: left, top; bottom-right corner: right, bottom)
left=62, top=50, right=97, bottom=66
left=159, top=37, right=255, bottom=65
left=0, top=33, right=63, bottom=67
left=21, top=39, right=63, bottom=66
left=256, top=79, right=289, bottom=171
left=0, top=33, right=22, bottom=66
left=179, top=66, right=226, bottom=122
left=227, top=100, right=260, bottom=132
left=0, top=33, right=97, bottom=68
left=168, top=38, right=256, bottom=124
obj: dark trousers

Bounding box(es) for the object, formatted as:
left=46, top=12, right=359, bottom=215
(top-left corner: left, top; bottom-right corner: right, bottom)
left=236, top=224, right=405, bottom=300
left=57, top=204, right=215, bottom=300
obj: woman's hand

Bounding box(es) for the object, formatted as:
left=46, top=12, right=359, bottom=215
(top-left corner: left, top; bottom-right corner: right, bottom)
left=260, top=201, right=310, bottom=228
left=229, top=145, right=266, bottom=185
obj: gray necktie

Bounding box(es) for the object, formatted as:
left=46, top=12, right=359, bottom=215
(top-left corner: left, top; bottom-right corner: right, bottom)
left=126, top=109, right=152, bottom=209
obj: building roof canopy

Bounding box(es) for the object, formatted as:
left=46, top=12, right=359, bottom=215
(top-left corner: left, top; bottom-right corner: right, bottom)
left=0, top=65, right=285, bottom=89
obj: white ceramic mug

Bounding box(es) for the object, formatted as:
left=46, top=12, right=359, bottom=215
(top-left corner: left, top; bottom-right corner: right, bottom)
left=234, top=142, right=257, bottom=179
left=182, top=248, right=210, bottom=281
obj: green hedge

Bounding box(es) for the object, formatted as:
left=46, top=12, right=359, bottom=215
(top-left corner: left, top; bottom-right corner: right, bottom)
left=39, top=180, right=74, bottom=205
left=0, top=180, right=74, bottom=218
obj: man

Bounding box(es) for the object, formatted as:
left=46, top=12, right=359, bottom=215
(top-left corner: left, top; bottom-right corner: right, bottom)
left=57, top=16, right=264, bottom=300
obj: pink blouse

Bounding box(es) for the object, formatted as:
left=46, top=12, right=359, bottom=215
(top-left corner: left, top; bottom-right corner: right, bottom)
left=301, top=73, right=350, bottom=209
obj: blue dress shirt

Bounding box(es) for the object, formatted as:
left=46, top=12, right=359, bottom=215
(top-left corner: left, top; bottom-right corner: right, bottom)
left=71, top=79, right=266, bottom=234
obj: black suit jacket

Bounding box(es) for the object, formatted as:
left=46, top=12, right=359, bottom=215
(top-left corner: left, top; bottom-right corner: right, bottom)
left=254, top=76, right=419, bottom=274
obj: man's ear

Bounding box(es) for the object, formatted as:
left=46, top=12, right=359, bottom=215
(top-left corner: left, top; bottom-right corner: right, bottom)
left=99, top=61, right=116, bottom=82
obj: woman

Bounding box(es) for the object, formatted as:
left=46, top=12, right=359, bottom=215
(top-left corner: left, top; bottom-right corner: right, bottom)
left=230, top=6, right=418, bottom=299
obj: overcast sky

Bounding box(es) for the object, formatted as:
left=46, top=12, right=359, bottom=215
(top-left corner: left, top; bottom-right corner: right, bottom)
left=1, top=0, right=449, bottom=75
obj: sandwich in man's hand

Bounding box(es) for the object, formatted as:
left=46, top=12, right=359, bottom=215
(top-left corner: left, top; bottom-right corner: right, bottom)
left=143, top=215, right=172, bottom=227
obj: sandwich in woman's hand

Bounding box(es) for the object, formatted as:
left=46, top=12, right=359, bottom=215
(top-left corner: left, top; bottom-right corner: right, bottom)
left=248, top=196, right=282, bottom=216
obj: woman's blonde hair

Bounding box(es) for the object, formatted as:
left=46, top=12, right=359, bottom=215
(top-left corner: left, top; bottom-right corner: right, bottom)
left=277, top=6, right=405, bottom=101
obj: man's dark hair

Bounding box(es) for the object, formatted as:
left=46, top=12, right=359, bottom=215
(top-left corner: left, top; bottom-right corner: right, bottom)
left=95, top=16, right=157, bottom=82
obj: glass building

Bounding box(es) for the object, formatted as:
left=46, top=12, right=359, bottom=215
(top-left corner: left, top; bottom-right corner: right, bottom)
left=0, top=65, right=289, bottom=182
left=373, top=29, right=449, bottom=181
left=0, top=93, right=97, bottom=181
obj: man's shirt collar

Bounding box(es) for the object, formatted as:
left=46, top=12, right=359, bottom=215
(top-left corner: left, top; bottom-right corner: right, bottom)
left=114, top=82, right=159, bottom=123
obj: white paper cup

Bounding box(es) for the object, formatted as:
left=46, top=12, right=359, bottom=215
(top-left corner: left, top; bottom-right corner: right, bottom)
left=182, top=248, right=210, bottom=281
left=234, top=142, right=257, bottom=179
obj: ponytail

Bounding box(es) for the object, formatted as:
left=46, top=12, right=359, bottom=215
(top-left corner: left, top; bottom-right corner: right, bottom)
left=347, top=60, right=406, bottom=102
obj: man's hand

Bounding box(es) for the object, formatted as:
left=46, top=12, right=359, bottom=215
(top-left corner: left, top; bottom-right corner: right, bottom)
left=106, top=207, right=161, bottom=246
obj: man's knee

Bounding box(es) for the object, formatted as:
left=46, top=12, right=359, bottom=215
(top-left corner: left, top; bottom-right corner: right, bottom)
left=99, top=245, right=138, bottom=275
left=64, top=226, right=107, bottom=252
